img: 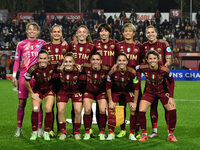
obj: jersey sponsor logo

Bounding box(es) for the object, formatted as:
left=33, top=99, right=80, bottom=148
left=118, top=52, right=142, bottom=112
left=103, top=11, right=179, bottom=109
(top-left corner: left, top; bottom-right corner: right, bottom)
left=166, top=47, right=171, bottom=52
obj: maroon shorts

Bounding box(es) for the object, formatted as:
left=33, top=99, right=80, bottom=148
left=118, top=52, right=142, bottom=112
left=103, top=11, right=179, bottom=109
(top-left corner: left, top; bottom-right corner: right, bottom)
left=141, top=92, right=169, bottom=105
left=57, top=90, right=82, bottom=103
left=112, top=91, right=135, bottom=103
left=34, top=90, right=55, bottom=100
left=83, top=92, right=107, bottom=101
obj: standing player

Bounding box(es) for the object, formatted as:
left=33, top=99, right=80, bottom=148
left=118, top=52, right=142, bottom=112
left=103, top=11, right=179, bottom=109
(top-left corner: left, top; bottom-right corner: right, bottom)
left=82, top=52, right=110, bottom=140
left=69, top=25, right=95, bottom=136
left=12, top=22, right=45, bottom=137
left=106, top=53, right=139, bottom=141
left=115, top=23, right=143, bottom=138
left=137, top=50, right=177, bottom=142
left=142, top=25, right=172, bottom=138
left=24, top=50, right=55, bottom=140
left=42, top=24, right=69, bottom=135
left=56, top=52, right=82, bottom=140
left=93, top=23, right=117, bottom=134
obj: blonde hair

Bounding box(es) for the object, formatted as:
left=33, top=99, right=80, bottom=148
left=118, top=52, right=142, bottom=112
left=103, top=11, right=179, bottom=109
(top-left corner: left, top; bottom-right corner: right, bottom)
left=76, top=25, right=93, bottom=44
left=26, top=22, right=40, bottom=37
left=60, top=52, right=75, bottom=71
left=50, top=24, right=65, bottom=42
left=122, top=23, right=136, bottom=33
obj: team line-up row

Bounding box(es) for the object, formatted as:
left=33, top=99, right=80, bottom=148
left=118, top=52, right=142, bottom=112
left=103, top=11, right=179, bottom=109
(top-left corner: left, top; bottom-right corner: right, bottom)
left=12, top=22, right=177, bottom=142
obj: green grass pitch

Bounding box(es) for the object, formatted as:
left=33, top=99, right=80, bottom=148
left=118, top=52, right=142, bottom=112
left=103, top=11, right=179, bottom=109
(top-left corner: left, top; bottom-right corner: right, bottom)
left=0, top=80, right=200, bottom=150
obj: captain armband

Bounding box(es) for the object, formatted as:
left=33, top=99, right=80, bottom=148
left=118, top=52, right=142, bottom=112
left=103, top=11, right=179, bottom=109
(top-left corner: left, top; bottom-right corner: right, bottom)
left=133, top=77, right=139, bottom=84
left=24, top=72, right=32, bottom=80
left=107, top=75, right=111, bottom=82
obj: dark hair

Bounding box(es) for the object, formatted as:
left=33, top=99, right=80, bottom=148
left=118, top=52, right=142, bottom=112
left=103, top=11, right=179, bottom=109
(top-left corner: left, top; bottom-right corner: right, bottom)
left=64, top=52, right=75, bottom=60
left=145, top=50, right=160, bottom=60
left=117, top=52, right=128, bottom=61
left=145, top=25, right=158, bottom=34
left=38, top=49, right=49, bottom=57
left=91, top=51, right=102, bottom=59
left=98, top=23, right=112, bottom=35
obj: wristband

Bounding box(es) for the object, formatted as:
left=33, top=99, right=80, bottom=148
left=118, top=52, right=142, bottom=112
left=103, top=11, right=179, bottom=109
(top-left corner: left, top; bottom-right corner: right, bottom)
left=13, top=72, right=17, bottom=78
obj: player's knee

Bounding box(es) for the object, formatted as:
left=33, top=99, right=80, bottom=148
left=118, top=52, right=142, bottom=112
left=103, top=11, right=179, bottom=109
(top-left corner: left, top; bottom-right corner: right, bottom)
left=84, top=108, right=91, bottom=115
left=45, top=106, right=52, bottom=113
left=99, top=109, right=106, bottom=114
left=75, top=108, right=82, bottom=115
left=58, top=108, right=65, bottom=114
left=18, top=101, right=26, bottom=108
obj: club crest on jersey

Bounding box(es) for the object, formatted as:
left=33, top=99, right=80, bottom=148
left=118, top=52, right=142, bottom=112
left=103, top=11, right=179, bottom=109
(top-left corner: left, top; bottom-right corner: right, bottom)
left=127, top=48, right=130, bottom=52
left=134, top=48, right=138, bottom=53
left=104, top=45, right=107, bottom=49
left=157, top=48, right=161, bottom=52
left=66, top=75, right=69, bottom=80
left=79, top=47, right=83, bottom=52
left=152, top=74, right=155, bottom=79
left=49, top=70, right=53, bottom=74
left=62, top=49, right=66, bottom=53
left=110, top=45, right=115, bottom=49
left=55, top=48, right=59, bottom=53
left=87, top=49, right=91, bottom=52
left=73, top=76, right=78, bottom=80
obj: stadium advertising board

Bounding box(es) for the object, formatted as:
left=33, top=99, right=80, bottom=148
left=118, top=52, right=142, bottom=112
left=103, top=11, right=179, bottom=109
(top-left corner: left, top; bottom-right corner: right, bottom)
left=141, top=70, right=200, bottom=81
left=175, top=39, right=196, bottom=52
left=170, top=9, right=182, bottom=18
left=17, top=13, right=83, bottom=23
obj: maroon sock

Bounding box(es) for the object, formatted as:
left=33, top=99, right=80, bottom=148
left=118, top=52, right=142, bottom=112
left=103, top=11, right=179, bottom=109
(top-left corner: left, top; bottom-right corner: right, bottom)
left=99, top=114, right=106, bottom=133
left=17, top=107, right=24, bottom=128
left=44, top=112, right=53, bottom=132
left=138, top=111, right=146, bottom=131
left=38, top=107, right=43, bottom=129
left=150, top=107, right=158, bottom=128
left=31, top=111, right=38, bottom=131
left=165, top=109, right=169, bottom=129
left=59, top=122, right=66, bottom=134
left=108, top=124, right=115, bottom=133
left=83, top=114, right=91, bottom=132
left=168, top=109, right=177, bottom=134
left=135, top=114, right=140, bottom=132
left=74, top=123, right=81, bottom=134
left=130, top=114, right=136, bottom=133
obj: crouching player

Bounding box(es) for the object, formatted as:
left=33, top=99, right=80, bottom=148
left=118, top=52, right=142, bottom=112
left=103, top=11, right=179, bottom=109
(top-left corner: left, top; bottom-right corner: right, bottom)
left=56, top=52, right=82, bottom=140
left=82, top=52, right=110, bottom=140
left=24, top=50, right=55, bottom=140
left=137, top=50, right=177, bottom=142
left=106, top=53, right=139, bottom=141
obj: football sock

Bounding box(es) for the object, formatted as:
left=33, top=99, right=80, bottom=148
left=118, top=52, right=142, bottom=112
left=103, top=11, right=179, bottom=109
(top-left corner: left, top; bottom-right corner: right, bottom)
left=44, top=112, right=53, bottom=132
left=168, top=109, right=177, bottom=135
left=38, top=107, right=43, bottom=129
left=31, top=111, right=38, bottom=131
left=74, top=123, right=81, bottom=134
left=83, top=114, right=91, bottom=132
left=130, top=114, right=136, bottom=134
left=17, top=106, right=24, bottom=128
left=99, top=114, right=106, bottom=132
left=59, top=122, right=66, bottom=134
left=138, top=111, right=146, bottom=132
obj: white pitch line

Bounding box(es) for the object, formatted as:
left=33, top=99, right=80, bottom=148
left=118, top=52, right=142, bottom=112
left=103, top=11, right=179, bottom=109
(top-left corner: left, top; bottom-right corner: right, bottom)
left=175, top=99, right=200, bottom=102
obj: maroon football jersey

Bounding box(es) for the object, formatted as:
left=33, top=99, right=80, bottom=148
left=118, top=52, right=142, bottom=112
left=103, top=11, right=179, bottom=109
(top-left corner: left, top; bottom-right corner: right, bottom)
left=94, top=39, right=117, bottom=67
left=83, top=63, right=110, bottom=93
left=138, top=64, right=174, bottom=97
left=106, top=66, right=139, bottom=92
left=69, top=42, right=95, bottom=65
left=25, top=62, right=55, bottom=92
left=116, top=41, right=143, bottom=68
left=56, top=65, right=80, bottom=92
left=142, top=39, right=172, bottom=65
left=42, top=42, right=69, bottom=64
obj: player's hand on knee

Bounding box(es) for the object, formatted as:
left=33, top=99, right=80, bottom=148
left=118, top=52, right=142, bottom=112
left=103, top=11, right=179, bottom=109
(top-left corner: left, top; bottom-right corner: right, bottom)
left=168, top=97, right=176, bottom=108
left=109, top=101, right=115, bottom=110
left=130, top=103, right=137, bottom=112
left=31, top=93, right=41, bottom=102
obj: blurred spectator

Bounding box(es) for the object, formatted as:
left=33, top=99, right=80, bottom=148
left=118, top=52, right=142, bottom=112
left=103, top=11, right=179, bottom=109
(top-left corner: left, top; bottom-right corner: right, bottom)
left=196, top=11, right=200, bottom=26
left=129, top=9, right=137, bottom=24
left=32, top=11, right=40, bottom=23
left=107, top=16, right=114, bottom=25
left=92, top=11, right=99, bottom=25
left=52, top=16, right=60, bottom=25
left=39, top=9, right=46, bottom=27
left=119, top=11, right=127, bottom=25
left=99, top=12, right=106, bottom=24
left=0, top=54, right=7, bottom=79
left=154, top=9, right=161, bottom=25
